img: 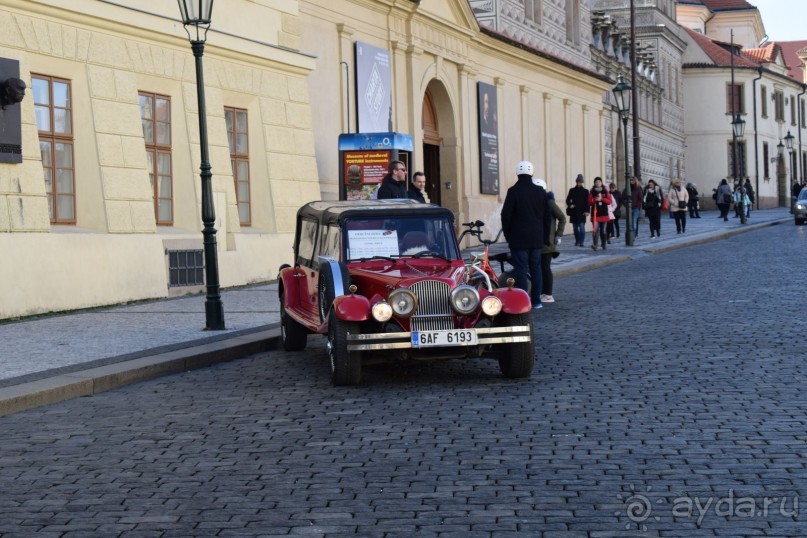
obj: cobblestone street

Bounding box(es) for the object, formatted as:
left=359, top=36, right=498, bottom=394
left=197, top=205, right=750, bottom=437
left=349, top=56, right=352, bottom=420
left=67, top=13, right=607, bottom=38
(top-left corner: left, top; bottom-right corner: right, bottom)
left=1, top=223, right=806, bottom=537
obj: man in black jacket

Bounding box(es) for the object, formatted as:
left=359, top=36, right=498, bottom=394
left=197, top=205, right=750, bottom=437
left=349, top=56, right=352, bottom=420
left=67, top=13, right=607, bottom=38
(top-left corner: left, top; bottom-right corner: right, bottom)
left=565, top=174, right=590, bottom=246
left=377, top=160, right=408, bottom=199
left=501, top=160, right=551, bottom=309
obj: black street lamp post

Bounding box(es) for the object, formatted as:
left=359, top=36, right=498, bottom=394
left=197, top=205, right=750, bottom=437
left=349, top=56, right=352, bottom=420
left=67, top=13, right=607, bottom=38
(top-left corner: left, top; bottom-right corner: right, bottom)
left=612, top=75, right=634, bottom=246
left=178, top=0, right=225, bottom=330
left=785, top=130, right=795, bottom=184
left=732, top=114, right=746, bottom=224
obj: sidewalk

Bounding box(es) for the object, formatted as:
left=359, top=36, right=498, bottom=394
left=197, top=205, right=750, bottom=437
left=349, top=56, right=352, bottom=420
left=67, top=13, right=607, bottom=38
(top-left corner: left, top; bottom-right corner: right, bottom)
left=0, top=208, right=790, bottom=416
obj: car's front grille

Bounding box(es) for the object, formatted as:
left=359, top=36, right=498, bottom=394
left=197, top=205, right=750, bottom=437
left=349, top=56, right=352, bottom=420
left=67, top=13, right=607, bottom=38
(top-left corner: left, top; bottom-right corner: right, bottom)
left=410, top=280, right=454, bottom=331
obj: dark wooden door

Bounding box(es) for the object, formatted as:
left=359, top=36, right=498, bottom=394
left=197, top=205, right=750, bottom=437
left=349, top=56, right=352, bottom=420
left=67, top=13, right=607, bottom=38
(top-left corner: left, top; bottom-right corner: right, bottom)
left=423, top=143, right=441, bottom=206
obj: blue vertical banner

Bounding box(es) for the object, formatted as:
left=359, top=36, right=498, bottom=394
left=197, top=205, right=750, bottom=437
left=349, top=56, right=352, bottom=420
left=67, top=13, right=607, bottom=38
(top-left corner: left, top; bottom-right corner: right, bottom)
left=478, top=82, right=499, bottom=195
left=354, top=42, right=392, bottom=133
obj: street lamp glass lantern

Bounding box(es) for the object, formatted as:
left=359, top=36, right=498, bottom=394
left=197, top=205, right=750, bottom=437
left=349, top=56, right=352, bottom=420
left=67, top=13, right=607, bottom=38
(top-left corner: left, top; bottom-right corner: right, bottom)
left=611, top=75, right=631, bottom=117
left=731, top=115, right=746, bottom=140
left=177, top=0, right=214, bottom=26
left=777, top=140, right=785, bottom=156
left=784, top=130, right=795, bottom=151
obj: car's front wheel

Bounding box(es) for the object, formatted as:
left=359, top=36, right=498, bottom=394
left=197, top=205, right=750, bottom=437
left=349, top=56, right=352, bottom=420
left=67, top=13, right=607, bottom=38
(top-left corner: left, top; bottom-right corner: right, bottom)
left=318, top=261, right=350, bottom=323
left=497, top=313, right=535, bottom=379
left=280, top=289, right=307, bottom=351
left=328, top=310, right=362, bottom=386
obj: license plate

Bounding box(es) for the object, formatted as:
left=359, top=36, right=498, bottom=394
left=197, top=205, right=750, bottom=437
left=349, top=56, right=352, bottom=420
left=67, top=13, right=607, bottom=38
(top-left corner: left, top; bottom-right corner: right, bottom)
left=411, top=329, right=478, bottom=348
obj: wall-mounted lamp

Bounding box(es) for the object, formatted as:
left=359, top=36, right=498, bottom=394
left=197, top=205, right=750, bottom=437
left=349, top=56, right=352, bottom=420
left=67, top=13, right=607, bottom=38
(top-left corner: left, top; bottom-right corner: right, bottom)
left=445, top=181, right=452, bottom=190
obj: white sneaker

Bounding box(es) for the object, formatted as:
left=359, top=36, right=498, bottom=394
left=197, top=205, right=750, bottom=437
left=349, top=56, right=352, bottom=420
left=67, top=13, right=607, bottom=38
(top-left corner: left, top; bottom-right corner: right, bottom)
left=540, top=294, right=555, bottom=303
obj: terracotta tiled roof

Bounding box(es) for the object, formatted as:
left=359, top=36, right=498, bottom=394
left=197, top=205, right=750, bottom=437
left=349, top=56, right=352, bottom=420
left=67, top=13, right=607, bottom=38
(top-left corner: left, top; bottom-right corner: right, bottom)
left=698, top=0, right=756, bottom=11
left=778, top=40, right=807, bottom=82
left=683, top=27, right=760, bottom=68
left=743, top=42, right=779, bottom=64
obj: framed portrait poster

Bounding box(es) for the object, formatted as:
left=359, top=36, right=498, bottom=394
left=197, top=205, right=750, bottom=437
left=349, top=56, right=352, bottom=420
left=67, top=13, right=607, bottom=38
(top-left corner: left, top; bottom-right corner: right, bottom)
left=477, top=82, right=499, bottom=195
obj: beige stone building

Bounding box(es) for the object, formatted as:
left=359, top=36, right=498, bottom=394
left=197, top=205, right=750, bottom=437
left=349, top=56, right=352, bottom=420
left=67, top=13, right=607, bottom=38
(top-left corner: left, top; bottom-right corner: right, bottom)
left=300, top=0, right=611, bottom=230
left=0, top=0, right=318, bottom=319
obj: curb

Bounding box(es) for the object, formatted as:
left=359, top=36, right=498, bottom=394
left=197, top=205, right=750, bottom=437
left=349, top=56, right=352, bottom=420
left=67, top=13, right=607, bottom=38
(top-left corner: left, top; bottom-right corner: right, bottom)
left=0, top=328, right=281, bottom=417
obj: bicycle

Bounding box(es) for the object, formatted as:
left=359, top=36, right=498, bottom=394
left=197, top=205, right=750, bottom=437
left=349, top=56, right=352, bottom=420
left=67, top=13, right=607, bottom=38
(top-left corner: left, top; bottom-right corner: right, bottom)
left=457, top=220, right=510, bottom=291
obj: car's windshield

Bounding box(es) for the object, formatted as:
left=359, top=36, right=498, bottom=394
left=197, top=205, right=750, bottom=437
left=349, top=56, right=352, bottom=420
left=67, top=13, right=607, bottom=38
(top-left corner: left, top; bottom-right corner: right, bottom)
left=799, top=189, right=807, bottom=201
left=344, top=215, right=460, bottom=261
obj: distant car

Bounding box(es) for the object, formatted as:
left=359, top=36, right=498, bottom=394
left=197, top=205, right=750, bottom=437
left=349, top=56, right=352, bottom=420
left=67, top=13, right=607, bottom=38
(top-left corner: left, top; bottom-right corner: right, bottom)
left=277, top=200, right=534, bottom=386
left=794, top=189, right=807, bottom=225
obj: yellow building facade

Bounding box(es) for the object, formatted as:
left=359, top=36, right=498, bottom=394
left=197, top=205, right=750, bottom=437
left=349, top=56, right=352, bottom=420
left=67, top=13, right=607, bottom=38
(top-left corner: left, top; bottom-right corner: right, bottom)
left=0, top=0, right=318, bottom=319
left=300, top=0, right=611, bottom=230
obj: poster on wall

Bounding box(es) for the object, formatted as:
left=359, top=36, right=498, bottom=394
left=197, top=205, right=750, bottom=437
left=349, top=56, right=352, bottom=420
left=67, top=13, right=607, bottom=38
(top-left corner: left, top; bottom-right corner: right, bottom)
left=477, top=82, right=499, bottom=195
left=355, top=42, right=392, bottom=133
left=343, top=149, right=391, bottom=200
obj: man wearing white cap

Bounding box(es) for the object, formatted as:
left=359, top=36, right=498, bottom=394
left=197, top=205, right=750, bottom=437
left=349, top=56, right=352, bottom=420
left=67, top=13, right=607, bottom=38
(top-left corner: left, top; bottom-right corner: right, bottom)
left=501, top=160, right=551, bottom=309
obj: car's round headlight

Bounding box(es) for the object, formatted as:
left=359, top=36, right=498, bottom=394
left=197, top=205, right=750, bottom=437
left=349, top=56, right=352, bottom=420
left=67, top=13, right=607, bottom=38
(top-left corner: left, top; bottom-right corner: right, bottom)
left=797, top=204, right=805, bottom=210
left=451, top=285, right=480, bottom=315
left=480, top=295, right=502, bottom=316
left=389, top=289, right=417, bottom=317
left=371, top=301, right=393, bottom=322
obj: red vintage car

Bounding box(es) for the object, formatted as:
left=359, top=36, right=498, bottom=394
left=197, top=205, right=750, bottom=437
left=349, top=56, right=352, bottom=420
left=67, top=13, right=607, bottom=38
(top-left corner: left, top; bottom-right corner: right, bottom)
left=278, top=200, right=534, bottom=386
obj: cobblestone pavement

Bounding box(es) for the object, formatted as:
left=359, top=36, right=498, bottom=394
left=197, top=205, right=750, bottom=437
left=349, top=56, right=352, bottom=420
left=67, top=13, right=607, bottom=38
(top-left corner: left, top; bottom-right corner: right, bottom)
left=0, top=223, right=805, bottom=537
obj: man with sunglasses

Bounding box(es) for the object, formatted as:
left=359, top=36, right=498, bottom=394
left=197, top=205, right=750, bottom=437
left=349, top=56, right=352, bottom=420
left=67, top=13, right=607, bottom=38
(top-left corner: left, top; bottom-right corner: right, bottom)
left=377, top=160, right=409, bottom=199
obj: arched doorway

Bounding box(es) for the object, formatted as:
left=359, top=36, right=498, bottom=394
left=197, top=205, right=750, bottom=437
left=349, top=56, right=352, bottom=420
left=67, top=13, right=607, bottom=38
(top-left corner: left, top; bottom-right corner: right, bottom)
left=422, top=90, right=441, bottom=206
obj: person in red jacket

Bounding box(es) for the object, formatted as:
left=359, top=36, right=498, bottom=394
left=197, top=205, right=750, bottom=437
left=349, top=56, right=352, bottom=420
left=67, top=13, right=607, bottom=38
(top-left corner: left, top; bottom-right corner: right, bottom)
left=587, top=177, right=612, bottom=251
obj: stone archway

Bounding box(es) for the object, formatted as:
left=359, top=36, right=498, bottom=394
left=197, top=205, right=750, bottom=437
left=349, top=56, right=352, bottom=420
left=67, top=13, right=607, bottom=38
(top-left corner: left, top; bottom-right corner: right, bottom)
left=422, top=89, right=441, bottom=206
left=421, top=80, right=458, bottom=216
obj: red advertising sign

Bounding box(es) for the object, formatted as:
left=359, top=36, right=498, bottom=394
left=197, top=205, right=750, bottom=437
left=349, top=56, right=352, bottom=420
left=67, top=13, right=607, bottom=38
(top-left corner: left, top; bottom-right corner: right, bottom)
left=343, top=150, right=390, bottom=200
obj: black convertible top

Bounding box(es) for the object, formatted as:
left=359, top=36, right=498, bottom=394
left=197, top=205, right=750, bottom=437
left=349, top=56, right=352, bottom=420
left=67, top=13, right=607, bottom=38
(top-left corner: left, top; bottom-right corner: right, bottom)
left=297, top=200, right=454, bottom=226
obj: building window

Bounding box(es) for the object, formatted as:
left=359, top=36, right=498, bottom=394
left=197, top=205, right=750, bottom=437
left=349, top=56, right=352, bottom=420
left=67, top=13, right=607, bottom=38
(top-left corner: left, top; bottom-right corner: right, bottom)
left=774, top=90, right=784, bottom=122
left=565, top=0, right=580, bottom=45
left=728, top=140, right=747, bottom=179
left=225, top=106, right=250, bottom=226
left=760, top=86, right=767, bottom=118
left=791, top=95, right=797, bottom=126
left=33, top=75, right=75, bottom=224
left=139, top=92, right=173, bottom=225
left=801, top=98, right=805, bottom=127
left=525, top=0, right=542, bottom=24
left=726, top=83, right=744, bottom=114
left=763, top=142, right=769, bottom=179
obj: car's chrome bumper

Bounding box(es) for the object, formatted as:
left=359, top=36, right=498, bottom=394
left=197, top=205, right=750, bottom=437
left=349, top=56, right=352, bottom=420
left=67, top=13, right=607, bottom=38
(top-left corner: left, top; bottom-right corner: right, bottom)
left=347, top=325, right=531, bottom=351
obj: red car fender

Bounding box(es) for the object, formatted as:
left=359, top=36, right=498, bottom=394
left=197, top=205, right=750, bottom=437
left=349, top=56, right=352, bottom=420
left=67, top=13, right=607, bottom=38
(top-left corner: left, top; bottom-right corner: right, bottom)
left=278, top=266, right=302, bottom=308
left=493, top=286, right=532, bottom=314
left=333, top=294, right=371, bottom=322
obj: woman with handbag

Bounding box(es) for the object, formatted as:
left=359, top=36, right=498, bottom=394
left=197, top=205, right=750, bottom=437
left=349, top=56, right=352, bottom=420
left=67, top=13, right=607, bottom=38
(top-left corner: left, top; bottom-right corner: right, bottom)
left=644, top=180, right=663, bottom=238
left=668, top=178, right=689, bottom=234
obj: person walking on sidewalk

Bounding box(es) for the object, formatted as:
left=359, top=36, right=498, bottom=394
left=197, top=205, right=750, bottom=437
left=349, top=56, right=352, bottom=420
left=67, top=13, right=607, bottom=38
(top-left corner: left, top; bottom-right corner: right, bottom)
left=668, top=178, right=689, bottom=234
left=644, top=179, right=663, bottom=237
left=686, top=182, right=701, bottom=218
left=744, top=179, right=754, bottom=218
left=533, top=179, right=565, bottom=304
left=623, top=176, right=643, bottom=239
left=607, top=182, right=622, bottom=241
left=587, top=177, right=612, bottom=251
left=566, top=174, right=589, bottom=247
left=716, top=179, right=733, bottom=221
left=502, top=160, right=550, bottom=310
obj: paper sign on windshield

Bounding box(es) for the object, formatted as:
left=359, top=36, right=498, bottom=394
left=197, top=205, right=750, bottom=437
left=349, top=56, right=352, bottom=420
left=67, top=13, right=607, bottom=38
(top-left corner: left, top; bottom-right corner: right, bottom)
left=347, top=229, right=399, bottom=259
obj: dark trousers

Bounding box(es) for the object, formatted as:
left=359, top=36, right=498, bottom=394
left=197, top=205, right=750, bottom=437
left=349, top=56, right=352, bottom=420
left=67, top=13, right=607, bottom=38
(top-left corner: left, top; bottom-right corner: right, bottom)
left=673, top=211, right=687, bottom=232
left=510, top=248, right=543, bottom=306
left=718, top=203, right=730, bottom=220
left=646, top=210, right=661, bottom=236
left=592, top=222, right=607, bottom=247
left=688, top=202, right=700, bottom=218
left=540, top=253, right=553, bottom=295
left=606, top=218, right=620, bottom=238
